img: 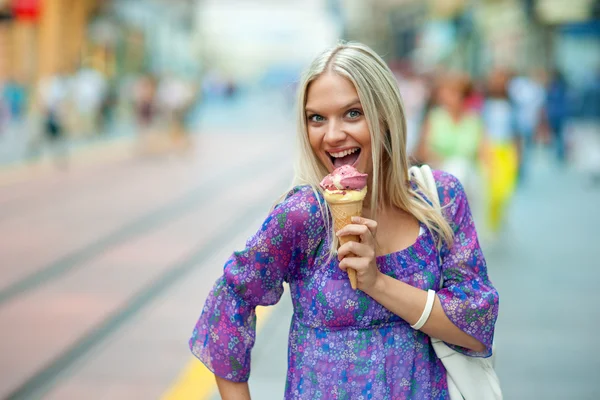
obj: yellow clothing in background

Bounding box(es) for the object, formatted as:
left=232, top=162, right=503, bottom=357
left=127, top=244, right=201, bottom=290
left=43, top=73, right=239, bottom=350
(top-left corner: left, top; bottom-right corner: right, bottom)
left=487, top=142, right=518, bottom=232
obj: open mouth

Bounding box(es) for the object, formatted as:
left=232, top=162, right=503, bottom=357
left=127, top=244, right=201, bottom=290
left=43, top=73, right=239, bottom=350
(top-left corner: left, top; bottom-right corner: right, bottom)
left=328, top=147, right=361, bottom=168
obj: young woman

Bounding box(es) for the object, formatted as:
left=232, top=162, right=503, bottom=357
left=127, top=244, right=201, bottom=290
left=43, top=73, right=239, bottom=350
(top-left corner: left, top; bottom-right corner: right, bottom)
left=190, top=42, right=499, bottom=399
left=415, top=73, right=489, bottom=230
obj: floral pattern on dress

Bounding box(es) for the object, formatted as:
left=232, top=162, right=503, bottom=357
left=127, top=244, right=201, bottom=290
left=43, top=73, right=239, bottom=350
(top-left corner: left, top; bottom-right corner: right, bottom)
left=189, top=171, right=499, bottom=399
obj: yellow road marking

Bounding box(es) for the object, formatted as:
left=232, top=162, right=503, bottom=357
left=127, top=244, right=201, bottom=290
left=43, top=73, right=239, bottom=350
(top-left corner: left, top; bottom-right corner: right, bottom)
left=162, top=304, right=275, bottom=400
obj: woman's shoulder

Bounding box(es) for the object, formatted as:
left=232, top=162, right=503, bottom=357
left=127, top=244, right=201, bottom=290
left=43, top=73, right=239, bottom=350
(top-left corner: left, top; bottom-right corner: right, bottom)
left=279, top=185, right=322, bottom=204
left=432, top=169, right=461, bottom=186
left=431, top=169, right=467, bottom=207
left=273, top=185, right=324, bottom=222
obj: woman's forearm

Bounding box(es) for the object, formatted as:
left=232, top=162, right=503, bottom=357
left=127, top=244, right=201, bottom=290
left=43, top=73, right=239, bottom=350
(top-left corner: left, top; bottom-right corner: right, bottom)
left=365, top=273, right=486, bottom=352
left=215, top=375, right=251, bottom=400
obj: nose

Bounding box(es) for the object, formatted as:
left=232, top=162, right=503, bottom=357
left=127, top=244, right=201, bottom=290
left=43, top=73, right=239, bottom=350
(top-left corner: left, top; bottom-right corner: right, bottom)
left=324, top=119, right=346, bottom=144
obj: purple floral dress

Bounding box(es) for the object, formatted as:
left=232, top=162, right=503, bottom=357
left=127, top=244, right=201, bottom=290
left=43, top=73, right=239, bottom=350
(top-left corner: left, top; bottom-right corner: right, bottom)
left=189, top=171, right=499, bottom=399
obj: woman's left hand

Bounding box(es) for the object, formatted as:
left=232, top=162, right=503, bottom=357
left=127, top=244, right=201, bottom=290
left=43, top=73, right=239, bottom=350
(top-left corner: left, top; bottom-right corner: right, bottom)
left=337, top=216, right=382, bottom=293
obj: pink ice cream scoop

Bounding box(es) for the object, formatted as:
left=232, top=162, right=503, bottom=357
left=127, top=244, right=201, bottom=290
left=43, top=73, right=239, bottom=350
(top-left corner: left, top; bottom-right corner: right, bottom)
left=320, top=165, right=368, bottom=192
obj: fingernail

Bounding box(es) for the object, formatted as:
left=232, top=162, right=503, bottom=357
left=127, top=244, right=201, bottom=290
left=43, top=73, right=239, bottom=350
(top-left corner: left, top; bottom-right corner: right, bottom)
left=351, top=216, right=359, bottom=223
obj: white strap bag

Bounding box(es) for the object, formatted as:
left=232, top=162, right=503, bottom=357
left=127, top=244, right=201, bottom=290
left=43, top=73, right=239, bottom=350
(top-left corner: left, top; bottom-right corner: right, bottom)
left=409, top=165, right=503, bottom=400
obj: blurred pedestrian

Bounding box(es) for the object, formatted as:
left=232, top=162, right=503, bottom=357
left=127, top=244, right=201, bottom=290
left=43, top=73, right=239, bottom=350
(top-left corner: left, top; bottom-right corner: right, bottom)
left=71, top=65, right=107, bottom=136
left=545, top=69, right=569, bottom=164
left=2, top=75, right=28, bottom=124
left=35, top=71, right=70, bottom=166
left=224, top=78, right=237, bottom=100
left=99, top=80, right=117, bottom=133
left=589, top=69, right=600, bottom=184
left=0, top=81, right=7, bottom=134
left=508, top=69, right=546, bottom=183
left=189, top=42, right=499, bottom=399
left=156, top=74, right=195, bottom=149
left=483, top=69, right=519, bottom=235
left=573, top=68, right=600, bottom=185
left=133, top=74, right=157, bottom=133
left=132, top=74, right=163, bottom=155
left=464, top=79, right=485, bottom=114
left=415, top=73, right=489, bottom=228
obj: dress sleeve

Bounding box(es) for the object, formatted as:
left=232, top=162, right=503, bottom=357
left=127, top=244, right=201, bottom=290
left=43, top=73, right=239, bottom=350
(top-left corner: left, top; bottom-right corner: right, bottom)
left=434, top=170, right=499, bottom=357
left=189, top=186, right=324, bottom=382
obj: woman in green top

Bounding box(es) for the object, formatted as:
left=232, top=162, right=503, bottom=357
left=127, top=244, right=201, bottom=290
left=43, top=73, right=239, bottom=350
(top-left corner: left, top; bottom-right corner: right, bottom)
left=416, top=73, right=488, bottom=231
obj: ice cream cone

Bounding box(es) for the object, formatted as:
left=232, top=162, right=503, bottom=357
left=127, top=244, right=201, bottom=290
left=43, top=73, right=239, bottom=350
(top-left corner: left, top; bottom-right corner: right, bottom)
left=320, top=165, right=369, bottom=290
left=328, top=199, right=364, bottom=289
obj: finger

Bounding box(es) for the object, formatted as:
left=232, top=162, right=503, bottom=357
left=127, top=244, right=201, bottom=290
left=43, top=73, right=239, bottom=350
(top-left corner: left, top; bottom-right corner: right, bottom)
left=337, top=224, right=375, bottom=247
left=339, top=255, right=370, bottom=272
left=337, top=223, right=369, bottom=238
left=338, top=241, right=374, bottom=261
left=351, top=216, right=378, bottom=237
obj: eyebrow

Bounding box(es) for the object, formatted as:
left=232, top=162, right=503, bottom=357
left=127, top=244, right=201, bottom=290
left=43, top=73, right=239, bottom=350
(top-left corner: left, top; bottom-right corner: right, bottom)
left=305, top=98, right=362, bottom=114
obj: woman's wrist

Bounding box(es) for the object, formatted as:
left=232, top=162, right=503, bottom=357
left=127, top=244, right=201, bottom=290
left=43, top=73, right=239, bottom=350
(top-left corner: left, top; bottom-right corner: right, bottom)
left=364, top=271, right=387, bottom=297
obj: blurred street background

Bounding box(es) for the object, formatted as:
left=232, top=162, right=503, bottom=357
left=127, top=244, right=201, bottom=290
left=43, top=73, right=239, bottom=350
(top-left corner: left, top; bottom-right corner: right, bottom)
left=0, top=0, right=599, bottom=399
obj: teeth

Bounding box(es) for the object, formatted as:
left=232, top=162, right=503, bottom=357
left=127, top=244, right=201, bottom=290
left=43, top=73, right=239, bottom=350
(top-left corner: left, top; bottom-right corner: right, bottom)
left=329, top=148, right=359, bottom=158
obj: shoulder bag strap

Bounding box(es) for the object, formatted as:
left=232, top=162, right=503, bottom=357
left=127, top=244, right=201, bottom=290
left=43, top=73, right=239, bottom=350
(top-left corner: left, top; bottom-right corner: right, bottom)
left=409, top=165, right=443, bottom=289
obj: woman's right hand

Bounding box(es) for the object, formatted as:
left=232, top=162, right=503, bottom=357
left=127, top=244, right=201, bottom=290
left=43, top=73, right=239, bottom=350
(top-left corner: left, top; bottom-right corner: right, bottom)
left=337, top=216, right=381, bottom=293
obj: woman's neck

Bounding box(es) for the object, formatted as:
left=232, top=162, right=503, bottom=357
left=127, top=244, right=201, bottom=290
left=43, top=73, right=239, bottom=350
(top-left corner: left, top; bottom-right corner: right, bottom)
left=448, top=106, right=465, bottom=122
left=363, top=198, right=404, bottom=219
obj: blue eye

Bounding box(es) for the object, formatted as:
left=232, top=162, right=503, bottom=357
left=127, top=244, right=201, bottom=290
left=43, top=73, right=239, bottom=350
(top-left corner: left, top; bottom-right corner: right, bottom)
left=308, top=114, right=325, bottom=123
left=347, top=109, right=362, bottom=119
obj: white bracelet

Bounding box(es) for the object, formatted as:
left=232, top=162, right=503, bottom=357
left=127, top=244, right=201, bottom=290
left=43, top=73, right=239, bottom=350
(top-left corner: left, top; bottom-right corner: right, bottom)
left=411, top=289, right=436, bottom=330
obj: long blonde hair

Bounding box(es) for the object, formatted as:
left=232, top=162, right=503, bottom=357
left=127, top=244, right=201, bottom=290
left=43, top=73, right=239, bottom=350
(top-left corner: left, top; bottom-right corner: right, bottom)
left=291, top=41, right=454, bottom=256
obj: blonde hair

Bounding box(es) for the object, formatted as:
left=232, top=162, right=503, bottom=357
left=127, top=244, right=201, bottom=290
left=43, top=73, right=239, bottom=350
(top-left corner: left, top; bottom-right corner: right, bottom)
left=290, top=41, right=454, bottom=257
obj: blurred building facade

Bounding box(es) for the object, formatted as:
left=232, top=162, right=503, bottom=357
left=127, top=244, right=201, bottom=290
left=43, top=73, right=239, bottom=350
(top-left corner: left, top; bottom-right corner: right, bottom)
left=338, top=0, right=599, bottom=81
left=0, top=0, right=100, bottom=84
left=0, top=0, right=203, bottom=138
left=111, top=0, right=199, bottom=79
left=0, top=0, right=201, bottom=84
left=1, top=0, right=597, bottom=120
left=195, top=0, right=343, bottom=84
left=340, top=0, right=426, bottom=61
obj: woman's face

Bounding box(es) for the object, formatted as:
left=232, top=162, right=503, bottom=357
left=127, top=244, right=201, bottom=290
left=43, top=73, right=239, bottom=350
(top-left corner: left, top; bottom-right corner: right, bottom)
left=437, top=85, right=463, bottom=110
left=305, top=72, right=372, bottom=176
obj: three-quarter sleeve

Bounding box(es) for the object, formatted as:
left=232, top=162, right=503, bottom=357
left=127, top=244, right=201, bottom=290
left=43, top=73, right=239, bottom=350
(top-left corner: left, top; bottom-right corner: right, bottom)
left=435, top=170, right=499, bottom=357
left=189, top=186, right=324, bottom=382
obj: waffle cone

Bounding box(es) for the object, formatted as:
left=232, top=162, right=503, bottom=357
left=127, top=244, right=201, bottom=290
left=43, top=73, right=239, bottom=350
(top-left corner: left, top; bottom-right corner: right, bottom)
left=329, top=200, right=363, bottom=233
left=328, top=200, right=363, bottom=289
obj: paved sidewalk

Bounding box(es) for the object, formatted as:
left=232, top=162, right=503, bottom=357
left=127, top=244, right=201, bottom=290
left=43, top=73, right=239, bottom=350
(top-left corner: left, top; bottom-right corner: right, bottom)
left=0, top=128, right=296, bottom=399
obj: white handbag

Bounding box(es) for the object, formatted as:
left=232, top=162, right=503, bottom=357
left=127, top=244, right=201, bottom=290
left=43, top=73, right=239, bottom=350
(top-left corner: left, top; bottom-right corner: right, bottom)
left=409, top=165, right=503, bottom=400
